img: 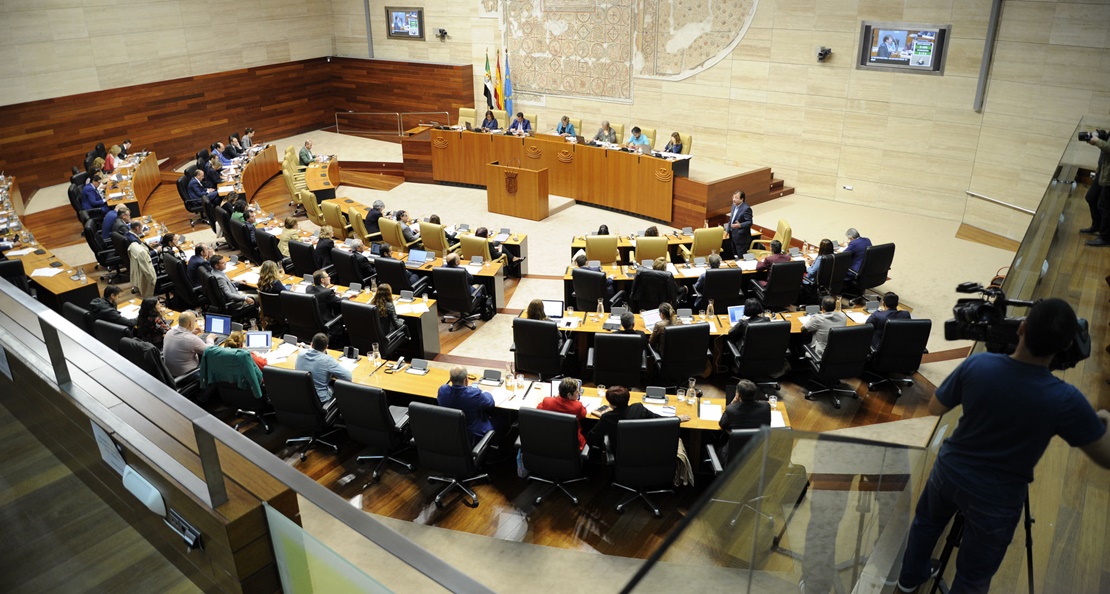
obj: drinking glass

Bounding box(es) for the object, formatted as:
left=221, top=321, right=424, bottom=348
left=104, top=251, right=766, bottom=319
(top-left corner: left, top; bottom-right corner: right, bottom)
left=597, top=384, right=606, bottom=398
left=677, top=388, right=686, bottom=404
left=768, top=394, right=778, bottom=409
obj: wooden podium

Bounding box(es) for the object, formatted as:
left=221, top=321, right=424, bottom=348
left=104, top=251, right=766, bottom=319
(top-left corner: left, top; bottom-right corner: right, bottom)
left=485, top=162, right=549, bottom=221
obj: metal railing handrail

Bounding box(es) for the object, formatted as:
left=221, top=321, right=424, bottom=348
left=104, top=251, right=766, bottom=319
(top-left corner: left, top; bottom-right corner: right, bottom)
left=965, top=190, right=1035, bottom=216
left=333, top=110, right=454, bottom=136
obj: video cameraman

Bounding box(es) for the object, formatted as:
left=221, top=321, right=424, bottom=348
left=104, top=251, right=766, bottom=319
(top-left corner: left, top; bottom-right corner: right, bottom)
left=896, top=298, right=1110, bottom=593
left=1083, top=129, right=1110, bottom=247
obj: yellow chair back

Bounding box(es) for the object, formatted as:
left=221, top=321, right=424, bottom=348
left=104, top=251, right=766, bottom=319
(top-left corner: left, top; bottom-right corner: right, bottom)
left=633, top=236, right=669, bottom=264
left=585, top=235, right=620, bottom=264
left=321, top=201, right=349, bottom=240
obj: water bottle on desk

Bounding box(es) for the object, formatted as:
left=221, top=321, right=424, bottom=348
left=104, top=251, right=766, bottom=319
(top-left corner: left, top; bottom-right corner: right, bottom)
left=706, top=299, right=715, bottom=319
left=596, top=298, right=604, bottom=320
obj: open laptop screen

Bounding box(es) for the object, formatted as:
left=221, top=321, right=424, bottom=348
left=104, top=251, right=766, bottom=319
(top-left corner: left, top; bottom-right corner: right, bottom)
left=641, top=308, right=662, bottom=328
left=727, top=305, right=746, bottom=324
left=205, top=313, right=232, bottom=335
left=245, top=331, right=272, bottom=351
left=541, top=300, right=564, bottom=319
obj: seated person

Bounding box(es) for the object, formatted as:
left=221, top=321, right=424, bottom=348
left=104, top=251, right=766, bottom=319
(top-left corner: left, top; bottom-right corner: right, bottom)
left=348, top=239, right=376, bottom=281
left=480, top=110, right=498, bottom=131
left=596, top=224, right=609, bottom=235
left=277, top=217, right=299, bottom=258
left=379, top=244, right=422, bottom=287
left=213, top=142, right=233, bottom=167
left=648, top=302, right=679, bottom=353
left=299, top=140, right=315, bottom=166
left=803, top=239, right=836, bottom=286
left=101, top=204, right=128, bottom=243
left=443, top=252, right=481, bottom=295
left=587, top=385, right=688, bottom=454
left=395, top=210, right=420, bottom=245
left=719, top=379, right=771, bottom=431
left=625, top=126, right=651, bottom=151
left=866, top=291, right=911, bottom=350
left=241, top=128, right=255, bottom=148
left=591, top=120, right=617, bottom=144
left=159, top=232, right=187, bottom=263
left=522, top=299, right=548, bottom=321
left=663, top=132, right=683, bottom=154
left=537, top=378, right=588, bottom=450
left=257, top=260, right=288, bottom=294
left=209, top=254, right=256, bottom=310
left=365, top=200, right=386, bottom=235
left=204, top=155, right=224, bottom=189
left=643, top=225, right=660, bottom=237
left=437, top=365, right=496, bottom=445
left=727, top=298, right=769, bottom=349
left=135, top=296, right=169, bottom=349
left=841, top=227, right=873, bottom=277
left=428, top=214, right=459, bottom=245
left=87, top=284, right=135, bottom=328
left=163, top=311, right=210, bottom=377
left=81, top=172, right=110, bottom=213
left=314, top=225, right=335, bottom=269
left=371, top=283, right=406, bottom=334
left=692, top=253, right=723, bottom=307
left=800, top=295, right=847, bottom=359
left=187, top=243, right=214, bottom=289
left=307, top=269, right=345, bottom=319
left=574, top=253, right=615, bottom=297
left=223, top=329, right=267, bottom=372
left=226, top=133, right=244, bottom=157
left=294, top=332, right=351, bottom=403
left=508, top=112, right=532, bottom=136
left=474, top=227, right=524, bottom=277
left=555, top=115, right=576, bottom=137
left=755, top=240, right=793, bottom=275
left=617, top=312, right=638, bottom=334
left=650, top=256, right=688, bottom=302
left=187, top=167, right=217, bottom=203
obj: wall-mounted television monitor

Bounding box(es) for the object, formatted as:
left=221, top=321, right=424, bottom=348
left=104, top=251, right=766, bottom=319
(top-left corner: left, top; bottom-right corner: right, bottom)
left=386, top=7, right=424, bottom=40
left=857, top=21, right=951, bottom=75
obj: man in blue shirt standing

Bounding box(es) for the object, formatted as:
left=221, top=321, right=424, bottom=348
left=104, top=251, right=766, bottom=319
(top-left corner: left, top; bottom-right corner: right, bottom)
left=896, top=298, right=1110, bottom=593
left=437, top=365, right=495, bottom=445
left=295, top=333, right=352, bottom=403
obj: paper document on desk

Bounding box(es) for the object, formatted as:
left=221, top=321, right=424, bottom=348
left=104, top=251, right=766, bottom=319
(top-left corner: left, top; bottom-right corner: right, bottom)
left=336, top=358, right=359, bottom=373
left=218, top=185, right=236, bottom=193
left=771, top=411, right=785, bottom=428
left=846, top=312, right=870, bottom=324
left=494, top=233, right=510, bottom=242
left=236, top=271, right=261, bottom=286
left=526, top=381, right=555, bottom=400
left=492, top=386, right=518, bottom=406
left=699, top=403, right=723, bottom=422
left=464, top=264, right=483, bottom=275
left=31, top=267, right=64, bottom=277
left=558, top=317, right=580, bottom=329
left=108, top=192, right=124, bottom=199
left=394, top=303, right=414, bottom=315
left=643, top=404, right=677, bottom=417
left=580, top=396, right=602, bottom=412
left=265, top=227, right=281, bottom=236
left=5, top=248, right=34, bottom=257
left=118, top=304, right=141, bottom=318
left=410, top=302, right=429, bottom=314
left=269, top=342, right=300, bottom=359
left=738, top=260, right=758, bottom=271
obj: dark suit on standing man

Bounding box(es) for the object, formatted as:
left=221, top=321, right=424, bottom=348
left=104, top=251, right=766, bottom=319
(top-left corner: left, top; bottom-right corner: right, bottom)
left=728, top=199, right=753, bottom=257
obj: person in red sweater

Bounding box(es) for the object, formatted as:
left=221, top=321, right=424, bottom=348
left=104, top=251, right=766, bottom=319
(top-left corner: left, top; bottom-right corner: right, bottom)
left=537, top=377, right=588, bottom=450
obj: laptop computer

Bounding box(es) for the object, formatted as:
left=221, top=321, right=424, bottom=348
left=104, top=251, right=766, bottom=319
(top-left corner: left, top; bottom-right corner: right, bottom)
left=865, top=299, right=881, bottom=313
left=541, top=300, right=564, bottom=319
left=464, top=121, right=473, bottom=131
left=641, top=308, right=662, bottom=328
left=478, top=369, right=502, bottom=386
left=469, top=255, right=483, bottom=265
left=244, top=331, right=272, bottom=352
left=804, top=305, right=820, bottom=315
left=405, top=249, right=429, bottom=268
left=200, top=313, right=233, bottom=344
left=727, top=304, right=746, bottom=324
left=370, top=243, right=383, bottom=256
left=644, top=386, right=667, bottom=402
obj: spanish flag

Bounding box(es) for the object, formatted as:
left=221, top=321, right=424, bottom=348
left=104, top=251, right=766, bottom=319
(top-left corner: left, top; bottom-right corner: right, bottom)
left=494, top=49, right=504, bottom=110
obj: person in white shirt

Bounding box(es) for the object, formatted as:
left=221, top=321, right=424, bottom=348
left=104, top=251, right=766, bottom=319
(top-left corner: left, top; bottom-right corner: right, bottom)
left=163, top=311, right=214, bottom=376
left=800, top=295, right=847, bottom=359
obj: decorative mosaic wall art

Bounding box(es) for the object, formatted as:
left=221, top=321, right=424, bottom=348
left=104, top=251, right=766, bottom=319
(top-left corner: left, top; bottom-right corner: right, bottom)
left=501, top=0, right=758, bottom=101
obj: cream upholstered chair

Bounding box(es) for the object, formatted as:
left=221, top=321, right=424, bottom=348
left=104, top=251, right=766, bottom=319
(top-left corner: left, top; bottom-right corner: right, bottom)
left=459, top=234, right=506, bottom=265
left=350, top=211, right=381, bottom=245
left=299, top=190, right=326, bottom=227
left=568, top=117, right=582, bottom=135
left=631, top=236, right=669, bottom=265
left=419, top=221, right=460, bottom=256
left=458, top=107, right=477, bottom=128
left=678, top=133, right=693, bottom=155
left=492, top=109, right=508, bottom=127
left=321, top=201, right=352, bottom=240
left=284, top=146, right=306, bottom=174
left=611, top=123, right=626, bottom=143
left=585, top=235, right=620, bottom=264
left=678, top=226, right=725, bottom=261
left=749, top=220, right=792, bottom=260
left=523, top=113, right=539, bottom=131
left=639, top=127, right=657, bottom=150
left=379, top=217, right=421, bottom=252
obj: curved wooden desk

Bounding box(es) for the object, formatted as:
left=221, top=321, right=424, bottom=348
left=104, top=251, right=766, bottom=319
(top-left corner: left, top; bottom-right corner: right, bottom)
left=306, top=157, right=340, bottom=200
left=239, top=144, right=280, bottom=201
left=105, top=151, right=159, bottom=215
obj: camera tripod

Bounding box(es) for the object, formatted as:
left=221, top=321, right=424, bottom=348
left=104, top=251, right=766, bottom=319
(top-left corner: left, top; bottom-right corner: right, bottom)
left=928, top=495, right=1035, bottom=594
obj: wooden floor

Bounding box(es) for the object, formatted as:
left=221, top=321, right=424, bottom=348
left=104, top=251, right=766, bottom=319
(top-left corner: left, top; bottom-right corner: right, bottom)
left=0, top=403, right=199, bottom=594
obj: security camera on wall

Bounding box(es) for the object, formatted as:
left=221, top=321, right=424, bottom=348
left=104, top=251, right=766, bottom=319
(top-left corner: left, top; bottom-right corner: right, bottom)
left=817, top=47, right=832, bottom=62
left=436, top=28, right=448, bottom=39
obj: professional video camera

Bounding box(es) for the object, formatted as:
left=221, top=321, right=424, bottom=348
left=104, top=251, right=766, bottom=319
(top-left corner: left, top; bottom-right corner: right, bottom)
left=1078, top=129, right=1110, bottom=142
left=944, top=282, right=1090, bottom=371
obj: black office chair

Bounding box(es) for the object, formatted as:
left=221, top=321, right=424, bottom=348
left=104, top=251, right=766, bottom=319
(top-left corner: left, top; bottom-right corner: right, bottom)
left=518, top=408, right=588, bottom=505
left=163, top=254, right=209, bottom=311
left=612, top=417, right=681, bottom=517
left=339, top=300, right=408, bottom=360
left=92, top=319, right=132, bottom=351
left=432, top=267, right=485, bottom=332
left=375, top=258, right=430, bottom=297
left=289, top=240, right=325, bottom=278
left=109, top=231, right=131, bottom=282
left=648, top=323, right=711, bottom=385
left=0, top=260, right=32, bottom=296
left=177, top=174, right=207, bottom=227
left=705, top=428, right=762, bottom=473
left=62, top=302, right=93, bottom=334
left=258, top=233, right=293, bottom=273
left=331, top=249, right=374, bottom=287
left=215, top=206, right=238, bottom=253
left=265, top=366, right=342, bottom=461
left=332, top=381, right=413, bottom=480
left=201, top=196, right=227, bottom=250
left=118, top=337, right=201, bottom=399
left=694, top=268, right=746, bottom=311
left=628, top=268, right=680, bottom=311
left=865, top=319, right=932, bottom=396
left=196, top=149, right=210, bottom=169
left=84, top=217, right=121, bottom=281
left=571, top=268, right=625, bottom=312
left=282, top=291, right=342, bottom=345
left=844, top=243, right=896, bottom=304
left=512, top=318, right=571, bottom=380
left=815, top=252, right=851, bottom=298
left=228, top=218, right=262, bottom=264
left=727, top=320, right=792, bottom=396
left=257, top=290, right=288, bottom=335
left=204, top=274, right=258, bottom=325
left=408, top=401, right=494, bottom=508
left=803, top=325, right=874, bottom=409
left=587, top=333, right=646, bottom=389
left=749, top=260, right=805, bottom=311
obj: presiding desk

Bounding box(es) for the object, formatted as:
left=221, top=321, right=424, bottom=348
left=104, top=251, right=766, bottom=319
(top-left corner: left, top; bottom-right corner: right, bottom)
left=430, top=131, right=684, bottom=221
left=305, top=156, right=340, bottom=201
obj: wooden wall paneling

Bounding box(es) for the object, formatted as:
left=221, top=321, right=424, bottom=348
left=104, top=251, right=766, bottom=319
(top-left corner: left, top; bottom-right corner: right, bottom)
left=401, top=129, right=433, bottom=183
left=329, top=58, right=474, bottom=127
left=0, top=59, right=334, bottom=196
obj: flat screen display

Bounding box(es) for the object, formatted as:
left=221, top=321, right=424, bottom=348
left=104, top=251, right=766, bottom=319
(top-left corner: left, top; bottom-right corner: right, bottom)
left=858, top=21, right=950, bottom=75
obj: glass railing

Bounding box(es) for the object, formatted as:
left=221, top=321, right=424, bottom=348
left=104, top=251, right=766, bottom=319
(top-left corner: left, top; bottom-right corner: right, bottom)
left=622, top=428, right=932, bottom=593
